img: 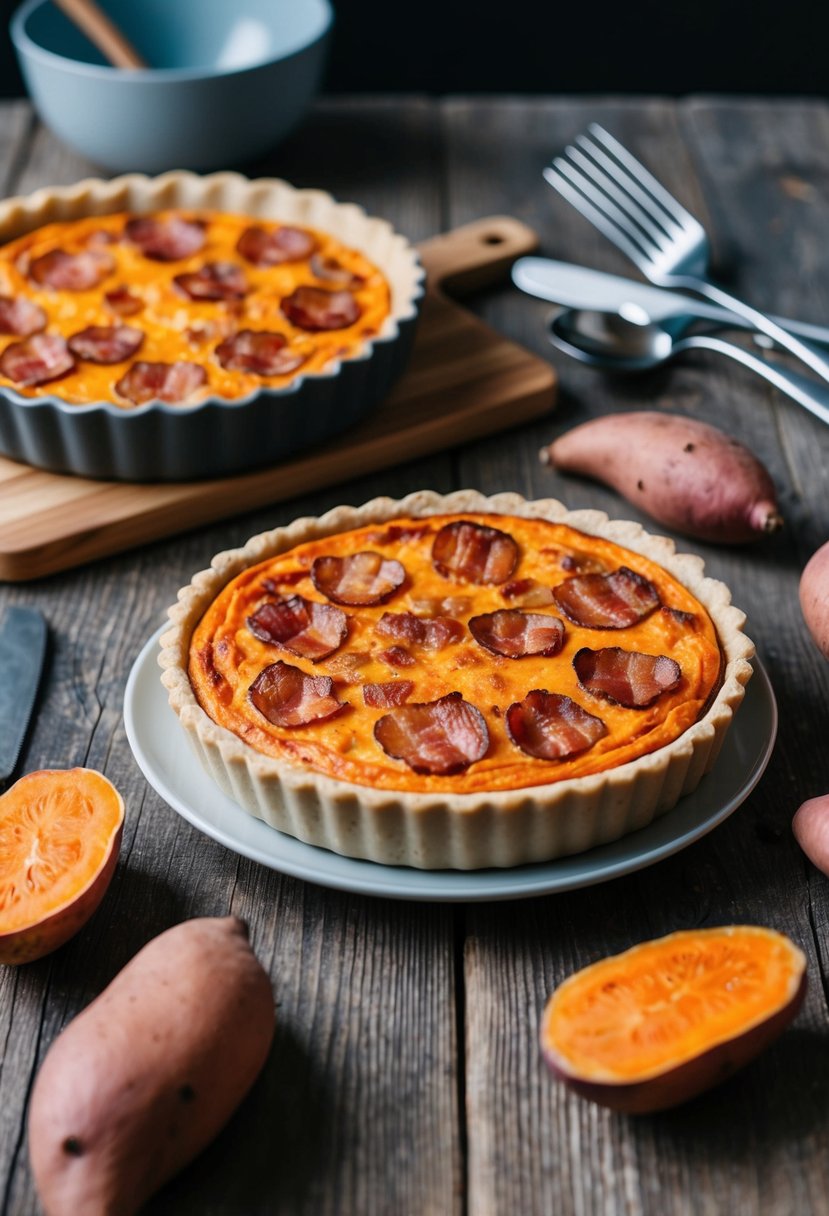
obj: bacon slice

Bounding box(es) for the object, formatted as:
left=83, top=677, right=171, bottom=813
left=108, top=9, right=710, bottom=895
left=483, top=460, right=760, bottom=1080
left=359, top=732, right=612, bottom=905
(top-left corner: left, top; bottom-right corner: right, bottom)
left=553, top=567, right=661, bottom=629
left=29, top=249, right=113, bottom=291
left=215, top=329, right=306, bottom=376
left=376, top=611, right=463, bottom=651
left=431, top=520, right=519, bottom=585
left=379, top=646, right=415, bottom=668
left=0, top=334, right=74, bottom=386
left=247, top=595, right=347, bottom=661
left=115, top=360, right=207, bottom=405
left=281, top=286, right=361, bottom=331
left=105, top=286, right=143, bottom=316
left=0, top=295, right=46, bottom=336
left=174, top=261, right=248, bottom=301
left=310, top=253, right=365, bottom=289
left=67, top=324, right=144, bottom=364
left=125, top=215, right=206, bottom=261
left=249, top=660, right=345, bottom=728
left=574, top=647, right=682, bottom=708
left=363, top=680, right=415, bottom=708
left=500, top=578, right=555, bottom=607
left=374, top=692, right=489, bottom=774
left=506, top=691, right=607, bottom=761
left=469, top=610, right=565, bottom=659
left=236, top=224, right=316, bottom=266
left=311, top=552, right=405, bottom=606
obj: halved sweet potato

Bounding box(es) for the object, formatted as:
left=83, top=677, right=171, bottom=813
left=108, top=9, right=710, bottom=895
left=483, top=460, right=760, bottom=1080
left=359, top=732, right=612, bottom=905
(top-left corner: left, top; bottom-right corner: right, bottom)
left=0, top=768, right=124, bottom=965
left=540, top=926, right=806, bottom=1114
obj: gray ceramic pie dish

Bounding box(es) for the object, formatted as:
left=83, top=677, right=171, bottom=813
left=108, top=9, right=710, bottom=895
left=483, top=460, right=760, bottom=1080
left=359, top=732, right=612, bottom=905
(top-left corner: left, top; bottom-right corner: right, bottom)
left=0, top=172, right=424, bottom=481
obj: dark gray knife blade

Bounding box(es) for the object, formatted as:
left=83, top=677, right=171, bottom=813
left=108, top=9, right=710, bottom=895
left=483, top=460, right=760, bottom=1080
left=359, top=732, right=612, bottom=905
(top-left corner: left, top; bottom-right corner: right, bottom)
left=0, top=606, right=48, bottom=783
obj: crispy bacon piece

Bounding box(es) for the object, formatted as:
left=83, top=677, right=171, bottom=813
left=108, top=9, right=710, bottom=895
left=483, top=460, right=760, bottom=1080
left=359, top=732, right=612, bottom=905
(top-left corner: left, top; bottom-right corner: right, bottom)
left=29, top=249, right=113, bottom=291
left=311, top=551, right=405, bottom=606
left=374, top=692, right=489, bottom=774
left=249, top=660, right=346, bottom=728
left=469, top=610, right=565, bottom=659
left=215, top=329, right=306, bottom=376
left=379, top=646, right=415, bottom=668
left=174, top=261, right=248, bottom=301
left=114, top=360, right=207, bottom=405
left=363, top=680, right=415, bottom=708
left=431, top=520, right=519, bottom=585
left=0, top=333, right=74, bottom=386
left=105, top=286, right=143, bottom=316
left=125, top=215, right=206, bottom=261
left=500, top=578, right=555, bottom=607
left=506, top=690, right=607, bottom=760
left=376, top=611, right=463, bottom=650
left=310, top=253, right=365, bottom=289
left=574, top=647, right=682, bottom=709
left=281, top=286, right=361, bottom=331
left=247, top=595, right=347, bottom=662
left=236, top=224, right=316, bottom=266
left=0, top=295, right=46, bottom=336
left=553, top=567, right=660, bottom=629
left=67, top=324, right=144, bottom=364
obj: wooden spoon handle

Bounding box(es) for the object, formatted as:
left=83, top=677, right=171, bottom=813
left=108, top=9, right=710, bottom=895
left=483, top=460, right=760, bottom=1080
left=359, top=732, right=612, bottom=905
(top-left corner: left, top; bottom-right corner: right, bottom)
left=52, top=0, right=147, bottom=70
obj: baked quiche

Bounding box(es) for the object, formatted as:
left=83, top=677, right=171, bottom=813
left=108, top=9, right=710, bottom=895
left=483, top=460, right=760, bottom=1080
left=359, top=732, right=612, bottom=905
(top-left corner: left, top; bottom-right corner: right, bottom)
left=0, top=209, right=390, bottom=406
left=160, top=491, right=754, bottom=869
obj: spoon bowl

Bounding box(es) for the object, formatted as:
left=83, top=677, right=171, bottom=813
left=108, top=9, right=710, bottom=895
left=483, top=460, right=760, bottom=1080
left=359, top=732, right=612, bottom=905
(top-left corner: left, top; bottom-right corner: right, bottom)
left=548, top=307, right=829, bottom=429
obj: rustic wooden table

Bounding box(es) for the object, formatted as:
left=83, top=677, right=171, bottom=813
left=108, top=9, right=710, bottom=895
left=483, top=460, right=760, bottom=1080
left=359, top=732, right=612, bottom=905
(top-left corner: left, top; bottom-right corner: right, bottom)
left=2, top=94, right=829, bottom=1216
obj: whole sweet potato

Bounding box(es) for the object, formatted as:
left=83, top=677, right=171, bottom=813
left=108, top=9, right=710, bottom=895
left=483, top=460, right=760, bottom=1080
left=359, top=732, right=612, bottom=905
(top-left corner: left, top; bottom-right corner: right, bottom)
left=800, top=539, right=829, bottom=659
left=540, top=411, right=783, bottom=543
left=28, top=916, right=274, bottom=1216
left=793, top=794, right=829, bottom=875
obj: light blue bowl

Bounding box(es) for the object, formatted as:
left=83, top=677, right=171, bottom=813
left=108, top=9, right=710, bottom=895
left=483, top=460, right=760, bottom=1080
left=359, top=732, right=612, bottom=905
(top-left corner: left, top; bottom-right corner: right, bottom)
left=11, top=0, right=332, bottom=173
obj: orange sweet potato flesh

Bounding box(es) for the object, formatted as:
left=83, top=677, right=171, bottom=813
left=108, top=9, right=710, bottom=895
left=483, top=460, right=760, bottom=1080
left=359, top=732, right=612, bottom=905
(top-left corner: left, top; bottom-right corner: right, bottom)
left=541, top=411, right=783, bottom=544
left=0, top=768, right=124, bottom=965
left=28, top=916, right=275, bottom=1216
left=540, top=926, right=806, bottom=1114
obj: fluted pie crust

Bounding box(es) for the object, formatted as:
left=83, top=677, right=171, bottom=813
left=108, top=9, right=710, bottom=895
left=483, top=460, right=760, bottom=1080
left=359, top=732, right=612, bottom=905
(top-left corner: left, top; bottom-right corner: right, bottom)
left=159, top=491, right=754, bottom=870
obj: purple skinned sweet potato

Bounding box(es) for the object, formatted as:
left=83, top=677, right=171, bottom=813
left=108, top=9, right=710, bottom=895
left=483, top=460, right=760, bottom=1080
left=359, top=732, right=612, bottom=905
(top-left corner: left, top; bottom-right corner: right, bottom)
left=540, top=411, right=783, bottom=543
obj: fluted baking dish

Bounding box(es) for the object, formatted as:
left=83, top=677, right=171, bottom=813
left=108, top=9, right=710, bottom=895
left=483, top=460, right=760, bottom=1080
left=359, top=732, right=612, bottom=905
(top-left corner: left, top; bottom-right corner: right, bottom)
left=0, top=172, right=423, bottom=481
left=158, top=490, right=754, bottom=870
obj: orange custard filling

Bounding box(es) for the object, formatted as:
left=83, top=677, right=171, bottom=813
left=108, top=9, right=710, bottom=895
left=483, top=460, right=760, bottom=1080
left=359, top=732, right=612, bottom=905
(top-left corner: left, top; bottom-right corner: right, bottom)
left=0, top=210, right=390, bottom=405
left=188, top=512, right=724, bottom=795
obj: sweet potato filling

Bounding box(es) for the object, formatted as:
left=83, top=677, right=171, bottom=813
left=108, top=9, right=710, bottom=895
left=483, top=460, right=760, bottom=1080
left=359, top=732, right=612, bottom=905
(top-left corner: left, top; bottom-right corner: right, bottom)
left=188, top=512, right=724, bottom=794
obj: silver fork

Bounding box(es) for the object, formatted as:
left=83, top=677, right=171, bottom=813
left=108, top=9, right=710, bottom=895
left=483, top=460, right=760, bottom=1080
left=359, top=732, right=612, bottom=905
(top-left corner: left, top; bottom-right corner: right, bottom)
left=544, top=123, right=829, bottom=386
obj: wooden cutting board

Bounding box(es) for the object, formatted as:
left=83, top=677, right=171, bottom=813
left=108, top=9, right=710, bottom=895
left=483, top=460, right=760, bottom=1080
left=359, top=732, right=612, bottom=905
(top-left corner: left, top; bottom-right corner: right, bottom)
left=0, top=216, right=556, bottom=582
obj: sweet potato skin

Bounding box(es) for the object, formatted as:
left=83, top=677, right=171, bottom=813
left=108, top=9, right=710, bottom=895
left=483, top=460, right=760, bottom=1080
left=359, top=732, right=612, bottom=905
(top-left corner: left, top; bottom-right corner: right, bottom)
left=541, top=411, right=782, bottom=543
left=793, top=794, right=829, bottom=875
left=800, top=540, right=829, bottom=659
left=28, top=916, right=275, bottom=1216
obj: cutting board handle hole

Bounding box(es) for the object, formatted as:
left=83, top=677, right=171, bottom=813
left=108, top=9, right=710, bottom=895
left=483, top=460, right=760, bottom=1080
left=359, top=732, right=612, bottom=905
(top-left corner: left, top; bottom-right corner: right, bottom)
left=481, top=233, right=505, bottom=245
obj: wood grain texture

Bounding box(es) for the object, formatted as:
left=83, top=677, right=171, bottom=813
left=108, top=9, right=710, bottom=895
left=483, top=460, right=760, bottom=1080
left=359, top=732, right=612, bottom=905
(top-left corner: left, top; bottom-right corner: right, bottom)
left=447, top=96, right=829, bottom=1216
left=2, top=95, right=829, bottom=1216
left=0, top=98, right=463, bottom=1216
left=0, top=214, right=554, bottom=582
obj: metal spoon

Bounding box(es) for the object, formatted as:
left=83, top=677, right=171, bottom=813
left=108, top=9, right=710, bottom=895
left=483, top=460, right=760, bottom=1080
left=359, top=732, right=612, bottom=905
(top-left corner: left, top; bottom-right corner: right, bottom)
left=549, top=307, right=829, bottom=429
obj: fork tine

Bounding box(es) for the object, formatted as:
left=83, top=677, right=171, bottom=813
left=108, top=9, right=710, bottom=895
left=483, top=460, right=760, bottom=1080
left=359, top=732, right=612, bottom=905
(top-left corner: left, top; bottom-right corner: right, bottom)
left=551, top=156, right=667, bottom=261
left=565, top=143, right=676, bottom=252
left=573, top=134, right=681, bottom=241
left=587, top=123, right=701, bottom=231
left=542, top=164, right=652, bottom=272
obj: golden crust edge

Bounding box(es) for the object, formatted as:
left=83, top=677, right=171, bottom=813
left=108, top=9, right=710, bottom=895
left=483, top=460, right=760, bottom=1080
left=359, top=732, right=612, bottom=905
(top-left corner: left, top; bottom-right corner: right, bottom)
left=0, top=169, right=424, bottom=350
left=158, top=489, right=755, bottom=869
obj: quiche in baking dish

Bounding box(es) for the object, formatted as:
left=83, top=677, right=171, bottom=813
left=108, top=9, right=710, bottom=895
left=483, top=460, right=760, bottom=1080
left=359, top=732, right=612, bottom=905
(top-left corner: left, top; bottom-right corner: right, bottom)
left=160, top=491, right=754, bottom=869
left=0, top=209, right=390, bottom=406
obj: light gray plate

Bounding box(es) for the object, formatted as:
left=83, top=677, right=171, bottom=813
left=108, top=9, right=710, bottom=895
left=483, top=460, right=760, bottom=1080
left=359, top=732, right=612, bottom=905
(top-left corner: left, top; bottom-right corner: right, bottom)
left=124, top=626, right=777, bottom=902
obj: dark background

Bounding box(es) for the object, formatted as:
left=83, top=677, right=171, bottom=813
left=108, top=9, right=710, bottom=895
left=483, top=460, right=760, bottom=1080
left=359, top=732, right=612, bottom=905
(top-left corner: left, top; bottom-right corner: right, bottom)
left=0, top=0, right=827, bottom=96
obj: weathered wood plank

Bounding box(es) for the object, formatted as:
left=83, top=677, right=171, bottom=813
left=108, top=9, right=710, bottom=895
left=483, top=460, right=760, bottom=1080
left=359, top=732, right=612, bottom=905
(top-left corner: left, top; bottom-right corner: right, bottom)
left=447, top=96, right=829, bottom=1216
left=0, top=98, right=462, bottom=1216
